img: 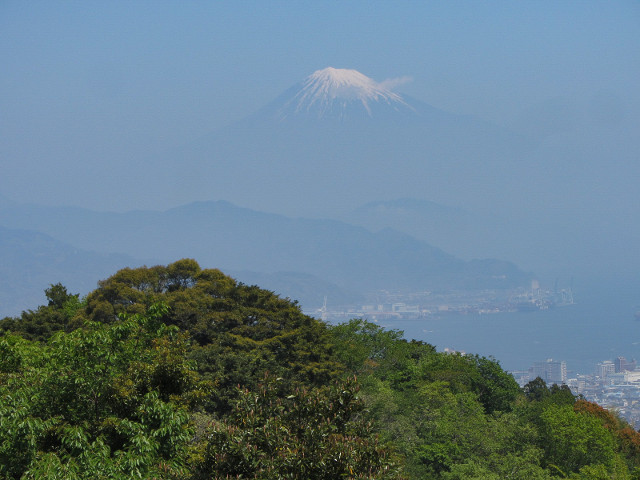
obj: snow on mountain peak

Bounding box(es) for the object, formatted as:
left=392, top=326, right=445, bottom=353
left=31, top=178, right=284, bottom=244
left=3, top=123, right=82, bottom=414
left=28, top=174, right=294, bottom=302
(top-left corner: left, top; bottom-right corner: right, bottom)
left=281, top=67, right=409, bottom=119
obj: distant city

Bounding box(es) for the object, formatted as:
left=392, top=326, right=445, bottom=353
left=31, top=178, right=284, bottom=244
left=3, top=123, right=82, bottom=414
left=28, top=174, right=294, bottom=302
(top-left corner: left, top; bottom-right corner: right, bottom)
left=308, top=280, right=574, bottom=322
left=512, top=356, right=640, bottom=426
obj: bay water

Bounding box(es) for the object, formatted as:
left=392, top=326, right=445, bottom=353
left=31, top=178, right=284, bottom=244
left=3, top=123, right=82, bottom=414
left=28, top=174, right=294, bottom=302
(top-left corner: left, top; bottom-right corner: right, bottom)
left=379, top=274, right=640, bottom=376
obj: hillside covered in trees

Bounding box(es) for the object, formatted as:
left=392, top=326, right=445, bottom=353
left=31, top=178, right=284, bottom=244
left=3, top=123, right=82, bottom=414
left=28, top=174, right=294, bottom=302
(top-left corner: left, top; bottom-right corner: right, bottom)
left=1, top=259, right=639, bottom=479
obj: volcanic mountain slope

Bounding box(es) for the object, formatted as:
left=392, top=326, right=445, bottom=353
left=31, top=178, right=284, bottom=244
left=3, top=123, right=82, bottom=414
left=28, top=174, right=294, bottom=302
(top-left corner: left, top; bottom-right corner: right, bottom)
left=153, top=67, right=531, bottom=218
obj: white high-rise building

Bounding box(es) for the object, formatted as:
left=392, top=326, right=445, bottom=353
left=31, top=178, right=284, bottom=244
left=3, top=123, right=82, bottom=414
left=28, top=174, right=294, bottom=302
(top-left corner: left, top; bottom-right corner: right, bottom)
left=529, top=359, right=567, bottom=385
left=596, top=361, right=615, bottom=379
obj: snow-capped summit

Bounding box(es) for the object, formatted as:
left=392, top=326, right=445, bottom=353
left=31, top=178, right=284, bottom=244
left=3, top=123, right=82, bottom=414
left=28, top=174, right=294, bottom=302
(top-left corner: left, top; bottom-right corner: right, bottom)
left=146, top=66, right=529, bottom=226
left=275, top=67, right=412, bottom=120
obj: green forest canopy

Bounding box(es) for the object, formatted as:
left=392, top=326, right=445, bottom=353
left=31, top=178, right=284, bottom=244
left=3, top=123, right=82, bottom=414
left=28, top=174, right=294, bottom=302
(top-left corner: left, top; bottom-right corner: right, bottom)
left=1, top=259, right=640, bottom=479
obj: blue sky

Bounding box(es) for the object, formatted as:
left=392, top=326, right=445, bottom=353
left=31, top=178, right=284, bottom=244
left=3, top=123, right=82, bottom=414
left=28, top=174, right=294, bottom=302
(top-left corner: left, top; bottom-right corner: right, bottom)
left=1, top=1, right=639, bottom=210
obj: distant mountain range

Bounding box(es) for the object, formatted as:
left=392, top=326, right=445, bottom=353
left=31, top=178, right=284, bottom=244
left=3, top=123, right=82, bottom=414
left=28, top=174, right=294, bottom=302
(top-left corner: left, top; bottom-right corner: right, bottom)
left=0, top=225, right=138, bottom=317
left=0, top=199, right=532, bottom=316
left=3, top=67, right=638, bottom=289
left=343, top=198, right=529, bottom=267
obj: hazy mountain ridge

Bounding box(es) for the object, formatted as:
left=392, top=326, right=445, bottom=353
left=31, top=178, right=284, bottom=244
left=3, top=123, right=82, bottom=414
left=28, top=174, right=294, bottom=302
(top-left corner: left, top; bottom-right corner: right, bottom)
left=344, top=198, right=511, bottom=263
left=0, top=199, right=531, bottom=312
left=0, top=225, right=140, bottom=317
left=344, top=193, right=640, bottom=278
left=143, top=68, right=640, bottom=278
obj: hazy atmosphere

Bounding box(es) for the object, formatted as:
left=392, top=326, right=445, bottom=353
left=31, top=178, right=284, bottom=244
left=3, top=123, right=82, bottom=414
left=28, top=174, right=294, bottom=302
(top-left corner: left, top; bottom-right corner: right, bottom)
left=2, top=2, right=640, bottom=370
left=4, top=4, right=640, bottom=477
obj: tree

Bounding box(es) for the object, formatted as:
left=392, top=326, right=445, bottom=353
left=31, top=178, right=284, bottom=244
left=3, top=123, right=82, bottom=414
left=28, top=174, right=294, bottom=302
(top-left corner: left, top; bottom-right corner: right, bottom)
left=574, top=399, right=640, bottom=472
left=523, top=377, right=550, bottom=402
left=0, top=303, right=209, bottom=479
left=83, top=260, right=343, bottom=414
left=192, top=376, right=402, bottom=480
left=328, top=319, right=528, bottom=478
left=0, top=284, right=85, bottom=342
left=538, top=404, right=617, bottom=476
left=44, top=283, right=76, bottom=309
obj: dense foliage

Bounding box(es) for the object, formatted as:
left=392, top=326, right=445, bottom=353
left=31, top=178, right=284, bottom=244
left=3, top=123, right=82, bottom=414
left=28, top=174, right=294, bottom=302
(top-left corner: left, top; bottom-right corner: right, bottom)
left=330, top=319, right=640, bottom=479
left=2, top=260, right=640, bottom=478
left=0, top=304, right=204, bottom=478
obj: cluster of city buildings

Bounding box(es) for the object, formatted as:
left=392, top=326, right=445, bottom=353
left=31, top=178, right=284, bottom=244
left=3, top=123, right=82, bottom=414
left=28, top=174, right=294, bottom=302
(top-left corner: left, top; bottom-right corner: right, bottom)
left=313, top=284, right=571, bottom=321
left=512, top=357, right=640, bottom=425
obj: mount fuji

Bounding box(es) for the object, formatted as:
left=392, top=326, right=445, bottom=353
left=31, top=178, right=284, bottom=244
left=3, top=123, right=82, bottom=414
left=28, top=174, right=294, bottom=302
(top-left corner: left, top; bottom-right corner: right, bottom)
left=150, top=67, right=531, bottom=218
left=262, top=67, right=415, bottom=121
